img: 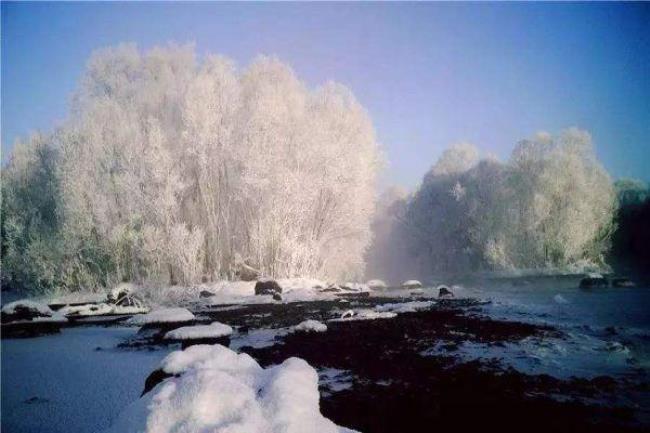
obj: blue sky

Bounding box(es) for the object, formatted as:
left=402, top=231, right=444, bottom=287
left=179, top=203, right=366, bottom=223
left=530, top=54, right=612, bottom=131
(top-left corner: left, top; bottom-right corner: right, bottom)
left=2, top=2, right=649, bottom=188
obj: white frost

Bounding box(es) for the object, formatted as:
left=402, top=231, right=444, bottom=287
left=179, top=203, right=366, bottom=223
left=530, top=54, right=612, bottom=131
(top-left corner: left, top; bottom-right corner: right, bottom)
left=366, top=279, right=387, bottom=289
left=375, top=301, right=434, bottom=313
left=164, top=322, right=233, bottom=340
left=292, top=320, right=327, bottom=333
left=331, top=308, right=397, bottom=322
left=401, top=280, right=422, bottom=289
left=106, top=344, right=356, bottom=433
left=126, top=307, right=195, bottom=325
left=2, top=299, right=55, bottom=316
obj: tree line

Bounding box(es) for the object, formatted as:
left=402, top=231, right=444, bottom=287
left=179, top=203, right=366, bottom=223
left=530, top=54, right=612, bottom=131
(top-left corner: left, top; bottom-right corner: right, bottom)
left=2, top=44, right=642, bottom=294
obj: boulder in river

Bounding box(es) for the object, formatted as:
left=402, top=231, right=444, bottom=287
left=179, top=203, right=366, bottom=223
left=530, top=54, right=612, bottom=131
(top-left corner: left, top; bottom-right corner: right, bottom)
left=438, top=285, right=454, bottom=299
left=199, top=290, right=216, bottom=298
left=254, top=278, right=283, bottom=296
left=579, top=273, right=608, bottom=289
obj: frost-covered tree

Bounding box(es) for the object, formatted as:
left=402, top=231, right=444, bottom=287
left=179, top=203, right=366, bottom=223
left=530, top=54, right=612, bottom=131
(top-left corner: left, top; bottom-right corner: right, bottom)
left=398, top=128, right=616, bottom=276
left=1, top=133, right=64, bottom=292
left=2, top=44, right=381, bottom=293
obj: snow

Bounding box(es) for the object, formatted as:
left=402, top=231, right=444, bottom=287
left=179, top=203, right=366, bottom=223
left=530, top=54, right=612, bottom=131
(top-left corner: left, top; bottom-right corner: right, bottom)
left=277, top=277, right=327, bottom=291
left=586, top=272, right=605, bottom=279
left=59, top=303, right=114, bottom=317
left=375, top=300, right=435, bottom=313
left=401, top=280, right=422, bottom=288
left=292, top=319, right=327, bottom=333
left=230, top=328, right=290, bottom=350
left=2, top=299, right=55, bottom=316
left=342, top=282, right=370, bottom=292
left=331, top=308, right=397, bottom=322
left=126, top=307, right=195, bottom=325
left=106, top=344, right=356, bottom=433
left=2, top=327, right=174, bottom=433
left=46, top=292, right=106, bottom=305
left=164, top=322, right=233, bottom=340
left=1, top=299, right=67, bottom=323
left=109, top=282, right=136, bottom=299
left=366, top=279, right=387, bottom=289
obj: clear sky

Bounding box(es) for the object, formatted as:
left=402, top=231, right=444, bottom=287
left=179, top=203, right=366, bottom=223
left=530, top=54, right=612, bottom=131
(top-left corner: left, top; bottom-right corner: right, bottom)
left=2, top=2, right=649, bottom=188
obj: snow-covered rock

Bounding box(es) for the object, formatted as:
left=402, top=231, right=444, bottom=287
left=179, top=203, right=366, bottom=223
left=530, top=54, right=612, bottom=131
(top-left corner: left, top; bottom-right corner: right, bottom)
left=331, top=309, right=397, bottom=322
left=127, top=307, right=195, bottom=325
left=366, top=279, right=387, bottom=289
left=1, top=300, right=66, bottom=324
left=401, top=280, right=422, bottom=289
left=59, top=303, right=114, bottom=317
left=255, top=278, right=283, bottom=297
left=340, top=282, right=370, bottom=292
left=108, top=282, right=137, bottom=303
left=402, top=280, right=422, bottom=289
left=164, top=322, right=233, bottom=340
left=375, top=301, right=434, bottom=313
left=437, top=285, right=454, bottom=299
left=292, top=319, right=327, bottom=333
left=106, top=344, right=356, bottom=433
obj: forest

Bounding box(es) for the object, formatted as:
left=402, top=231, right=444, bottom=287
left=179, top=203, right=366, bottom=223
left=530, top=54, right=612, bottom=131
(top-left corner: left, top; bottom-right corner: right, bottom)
left=1, top=44, right=648, bottom=295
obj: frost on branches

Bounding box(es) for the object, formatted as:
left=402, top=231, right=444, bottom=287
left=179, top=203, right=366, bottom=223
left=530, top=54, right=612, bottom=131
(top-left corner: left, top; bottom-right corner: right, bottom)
left=1, top=44, right=381, bottom=292
left=368, top=129, right=616, bottom=279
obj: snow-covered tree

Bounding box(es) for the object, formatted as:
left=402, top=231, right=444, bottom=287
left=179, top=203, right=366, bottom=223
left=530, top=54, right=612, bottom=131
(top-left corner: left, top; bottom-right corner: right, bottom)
left=2, top=44, right=381, bottom=293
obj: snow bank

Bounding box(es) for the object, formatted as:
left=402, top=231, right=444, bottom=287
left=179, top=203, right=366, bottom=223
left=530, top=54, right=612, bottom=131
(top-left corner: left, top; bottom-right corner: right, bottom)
left=292, top=319, right=327, bottom=333
left=126, top=307, right=195, bottom=325
left=106, top=345, right=356, bottom=433
left=164, top=322, right=233, bottom=340
left=375, top=301, right=434, bottom=313
left=330, top=308, right=397, bottom=322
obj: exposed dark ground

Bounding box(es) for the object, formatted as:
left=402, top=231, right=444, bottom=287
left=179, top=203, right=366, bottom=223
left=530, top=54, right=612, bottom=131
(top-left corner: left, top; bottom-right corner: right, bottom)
left=189, top=298, right=648, bottom=433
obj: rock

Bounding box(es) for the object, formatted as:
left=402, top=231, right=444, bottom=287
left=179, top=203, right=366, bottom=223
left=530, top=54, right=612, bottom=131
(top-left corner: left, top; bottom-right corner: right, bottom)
left=141, top=368, right=175, bottom=396
left=1, top=300, right=64, bottom=324
left=438, top=285, right=454, bottom=299
left=254, top=278, right=283, bottom=296
left=319, top=285, right=341, bottom=293
left=401, top=280, right=422, bottom=289
left=579, top=275, right=608, bottom=289
left=199, top=290, right=215, bottom=298
left=612, top=278, right=635, bottom=288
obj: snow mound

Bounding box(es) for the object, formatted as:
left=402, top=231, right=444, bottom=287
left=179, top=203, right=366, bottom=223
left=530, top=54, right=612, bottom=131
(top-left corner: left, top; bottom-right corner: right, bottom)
left=127, top=307, right=195, bottom=325
left=366, top=279, right=387, bottom=289
left=292, top=319, right=327, bottom=333
left=164, top=322, right=233, bottom=340
left=1, top=299, right=67, bottom=323
left=401, top=280, right=422, bottom=289
left=331, top=308, right=397, bottom=322
left=2, top=299, right=54, bottom=316
left=106, top=345, right=356, bottom=433
left=375, top=301, right=434, bottom=313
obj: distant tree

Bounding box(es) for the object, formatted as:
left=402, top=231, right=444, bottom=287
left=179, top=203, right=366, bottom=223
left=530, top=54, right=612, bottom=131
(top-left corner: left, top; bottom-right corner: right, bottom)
left=400, top=128, right=616, bottom=276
